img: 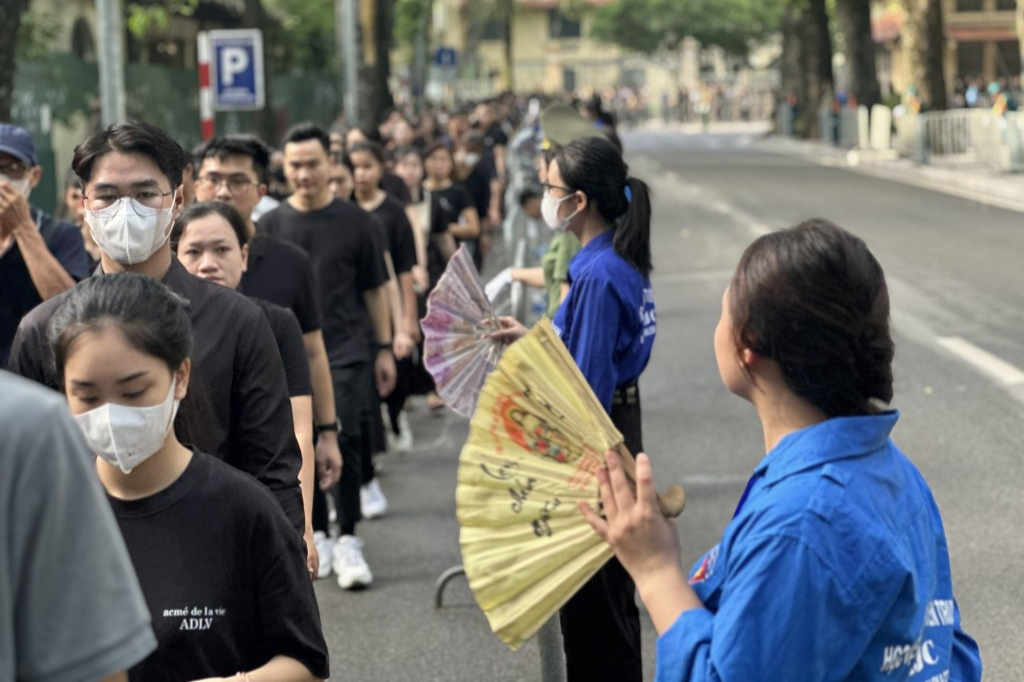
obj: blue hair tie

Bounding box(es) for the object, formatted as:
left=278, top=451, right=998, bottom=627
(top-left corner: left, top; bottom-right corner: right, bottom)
left=624, top=184, right=633, bottom=204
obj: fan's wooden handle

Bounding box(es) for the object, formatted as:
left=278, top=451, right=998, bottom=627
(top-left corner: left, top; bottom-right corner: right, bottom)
left=615, top=444, right=686, bottom=518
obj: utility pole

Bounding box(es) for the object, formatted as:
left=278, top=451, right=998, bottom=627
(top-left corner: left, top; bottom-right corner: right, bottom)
left=96, top=0, right=127, bottom=126
left=335, top=0, right=360, bottom=127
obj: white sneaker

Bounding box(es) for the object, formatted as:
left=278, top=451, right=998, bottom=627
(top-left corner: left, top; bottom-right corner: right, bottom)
left=360, top=479, right=388, bottom=520
left=312, top=531, right=334, bottom=579
left=333, top=535, right=373, bottom=590
left=394, top=411, right=413, bottom=453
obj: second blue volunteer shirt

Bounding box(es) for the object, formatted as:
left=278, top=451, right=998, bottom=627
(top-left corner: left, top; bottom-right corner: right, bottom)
left=656, top=411, right=983, bottom=682
left=551, top=230, right=656, bottom=411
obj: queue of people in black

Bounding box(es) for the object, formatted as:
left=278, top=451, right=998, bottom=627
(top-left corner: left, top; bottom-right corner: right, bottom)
left=0, top=98, right=516, bottom=680
left=1, top=91, right=982, bottom=682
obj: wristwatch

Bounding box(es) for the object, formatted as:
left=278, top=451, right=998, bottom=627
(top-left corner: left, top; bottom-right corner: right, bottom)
left=377, top=340, right=394, bottom=352
left=316, top=419, right=341, bottom=434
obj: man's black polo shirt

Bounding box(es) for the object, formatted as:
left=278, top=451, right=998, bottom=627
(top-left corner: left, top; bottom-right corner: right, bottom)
left=7, top=259, right=304, bottom=533
left=241, top=234, right=322, bottom=335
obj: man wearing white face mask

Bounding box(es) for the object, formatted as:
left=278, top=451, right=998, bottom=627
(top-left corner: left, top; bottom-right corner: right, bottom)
left=0, top=123, right=89, bottom=365
left=8, top=121, right=307, bottom=537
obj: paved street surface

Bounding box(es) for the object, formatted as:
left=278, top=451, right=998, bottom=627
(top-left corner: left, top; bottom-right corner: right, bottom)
left=316, top=127, right=1023, bottom=680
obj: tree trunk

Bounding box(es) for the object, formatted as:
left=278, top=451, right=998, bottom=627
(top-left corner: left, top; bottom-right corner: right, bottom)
left=0, top=0, right=29, bottom=122
left=901, top=0, right=947, bottom=110
left=799, top=0, right=835, bottom=138
left=836, top=0, right=882, bottom=108
left=244, top=0, right=276, bottom=143
left=371, top=0, right=395, bottom=121
left=499, top=0, right=514, bottom=93
left=779, top=8, right=807, bottom=134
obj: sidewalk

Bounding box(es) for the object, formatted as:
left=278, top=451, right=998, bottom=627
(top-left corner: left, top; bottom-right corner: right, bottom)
left=755, top=133, right=1024, bottom=214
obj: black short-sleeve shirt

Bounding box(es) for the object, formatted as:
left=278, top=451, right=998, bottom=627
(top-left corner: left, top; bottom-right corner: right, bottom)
left=0, top=209, right=89, bottom=365
left=110, top=451, right=329, bottom=682
left=370, top=197, right=417, bottom=275
left=381, top=172, right=412, bottom=207
left=240, top=234, right=322, bottom=335
left=253, top=299, right=312, bottom=397
left=258, top=199, right=388, bottom=368
left=7, top=261, right=304, bottom=534
left=462, top=165, right=492, bottom=222
left=426, top=182, right=474, bottom=235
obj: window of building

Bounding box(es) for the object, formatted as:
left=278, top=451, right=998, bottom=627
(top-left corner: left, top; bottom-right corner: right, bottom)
left=954, top=0, right=983, bottom=11
left=996, top=40, right=1022, bottom=78
left=549, top=10, right=581, bottom=39
left=956, top=41, right=985, bottom=81
left=479, top=17, right=502, bottom=41
left=562, top=67, right=576, bottom=92
left=995, top=0, right=1016, bottom=10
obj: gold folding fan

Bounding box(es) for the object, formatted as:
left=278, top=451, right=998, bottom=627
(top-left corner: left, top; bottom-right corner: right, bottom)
left=456, top=319, right=686, bottom=650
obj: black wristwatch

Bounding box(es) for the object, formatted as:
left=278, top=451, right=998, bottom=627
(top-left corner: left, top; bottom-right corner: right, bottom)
left=377, top=340, right=394, bottom=352
left=316, top=419, right=341, bottom=434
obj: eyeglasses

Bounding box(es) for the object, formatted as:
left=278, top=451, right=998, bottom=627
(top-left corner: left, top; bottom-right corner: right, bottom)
left=0, top=161, right=30, bottom=179
left=196, top=173, right=256, bottom=193
left=541, top=181, right=572, bottom=194
left=83, top=187, right=174, bottom=216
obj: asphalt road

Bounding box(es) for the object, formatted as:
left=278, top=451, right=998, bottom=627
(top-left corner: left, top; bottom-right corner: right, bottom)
left=315, top=128, right=1023, bottom=681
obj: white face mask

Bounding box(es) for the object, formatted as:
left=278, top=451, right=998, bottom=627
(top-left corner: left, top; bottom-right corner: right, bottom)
left=462, top=152, right=481, bottom=167
left=74, top=380, right=180, bottom=474
left=0, top=173, right=31, bottom=197
left=541, top=191, right=578, bottom=233
left=85, top=192, right=176, bottom=265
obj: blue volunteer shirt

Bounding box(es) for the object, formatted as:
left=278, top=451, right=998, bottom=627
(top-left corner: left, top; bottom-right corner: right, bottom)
left=551, top=230, right=655, bottom=411
left=656, top=412, right=982, bottom=682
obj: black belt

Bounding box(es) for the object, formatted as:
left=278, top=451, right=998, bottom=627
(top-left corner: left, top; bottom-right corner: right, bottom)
left=612, top=382, right=639, bottom=407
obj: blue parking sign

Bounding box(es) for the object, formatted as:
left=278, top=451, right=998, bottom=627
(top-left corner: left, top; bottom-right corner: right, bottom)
left=208, top=30, right=265, bottom=110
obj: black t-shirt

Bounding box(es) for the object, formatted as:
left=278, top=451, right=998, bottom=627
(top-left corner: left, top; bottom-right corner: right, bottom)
left=370, top=197, right=417, bottom=275
left=240, top=234, right=322, bottom=334
left=481, top=122, right=508, bottom=149
left=8, top=260, right=305, bottom=534
left=258, top=199, right=388, bottom=368
left=462, top=165, right=492, bottom=222
left=253, top=299, right=312, bottom=397
left=0, top=209, right=89, bottom=365
left=426, top=182, right=474, bottom=235
left=381, top=172, right=412, bottom=207
left=109, top=451, right=329, bottom=682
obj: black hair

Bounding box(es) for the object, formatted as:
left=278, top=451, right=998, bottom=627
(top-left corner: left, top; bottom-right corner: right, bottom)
left=49, top=273, right=193, bottom=383
left=458, top=131, right=485, bottom=152
left=72, top=120, right=187, bottom=188
left=281, top=122, right=330, bottom=153
left=193, top=135, right=271, bottom=184
left=519, top=186, right=541, bottom=206
left=729, top=219, right=894, bottom=418
left=343, top=141, right=386, bottom=171
left=391, top=145, right=422, bottom=163
left=421, top=140, right=452, bottom=160
left=169, top=201, right=250, bottom=253
left=348, top=126, right=383, bottom=145
left=554, top=136, right=652, bottom=275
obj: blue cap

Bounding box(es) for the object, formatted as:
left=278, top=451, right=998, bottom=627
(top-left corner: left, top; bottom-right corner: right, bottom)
left=0, top=123, right=38, bottom=167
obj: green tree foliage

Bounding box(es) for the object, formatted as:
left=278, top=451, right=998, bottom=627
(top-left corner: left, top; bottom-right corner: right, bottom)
left=261, top=0, right=338, bottom=75
left=591, top=0, right=786, bottom=55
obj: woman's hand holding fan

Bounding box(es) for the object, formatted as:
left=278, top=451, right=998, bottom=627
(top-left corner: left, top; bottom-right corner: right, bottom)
left=456, top=319, right=685, bottom=650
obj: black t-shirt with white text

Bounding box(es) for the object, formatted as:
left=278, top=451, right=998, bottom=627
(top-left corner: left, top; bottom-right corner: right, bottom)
left=370, top=197, right=417, bottom=275
left=110, top=451, right=329, bottom=682
left=259, top=199, right=388, bottom=367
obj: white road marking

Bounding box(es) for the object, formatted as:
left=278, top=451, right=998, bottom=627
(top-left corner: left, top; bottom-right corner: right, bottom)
left=682, top=474, right=752, bottom=486
left=935, top=336, right=1024, bottom=386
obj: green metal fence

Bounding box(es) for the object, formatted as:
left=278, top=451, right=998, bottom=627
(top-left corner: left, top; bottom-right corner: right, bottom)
left=12, top=52, right=341, bottom=212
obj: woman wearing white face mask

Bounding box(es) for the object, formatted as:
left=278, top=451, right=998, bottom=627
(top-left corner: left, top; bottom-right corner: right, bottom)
left=491, top=135, right=656, bottom=682
left=49, top=273, right=329, bottom=682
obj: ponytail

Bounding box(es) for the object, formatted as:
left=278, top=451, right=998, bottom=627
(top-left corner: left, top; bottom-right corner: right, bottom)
left=614, top=177, right=652, bottom=276
left=555, top=136, right=653, bottom=276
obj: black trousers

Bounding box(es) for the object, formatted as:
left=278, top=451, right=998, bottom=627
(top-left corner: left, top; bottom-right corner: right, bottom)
left=559, top=387, right=644, bottom=682
left=311, top=361, right=373, bottom=535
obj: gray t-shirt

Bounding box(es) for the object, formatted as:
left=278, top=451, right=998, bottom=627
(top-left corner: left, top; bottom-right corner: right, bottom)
left=0, top=371, right=156, bottom=682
